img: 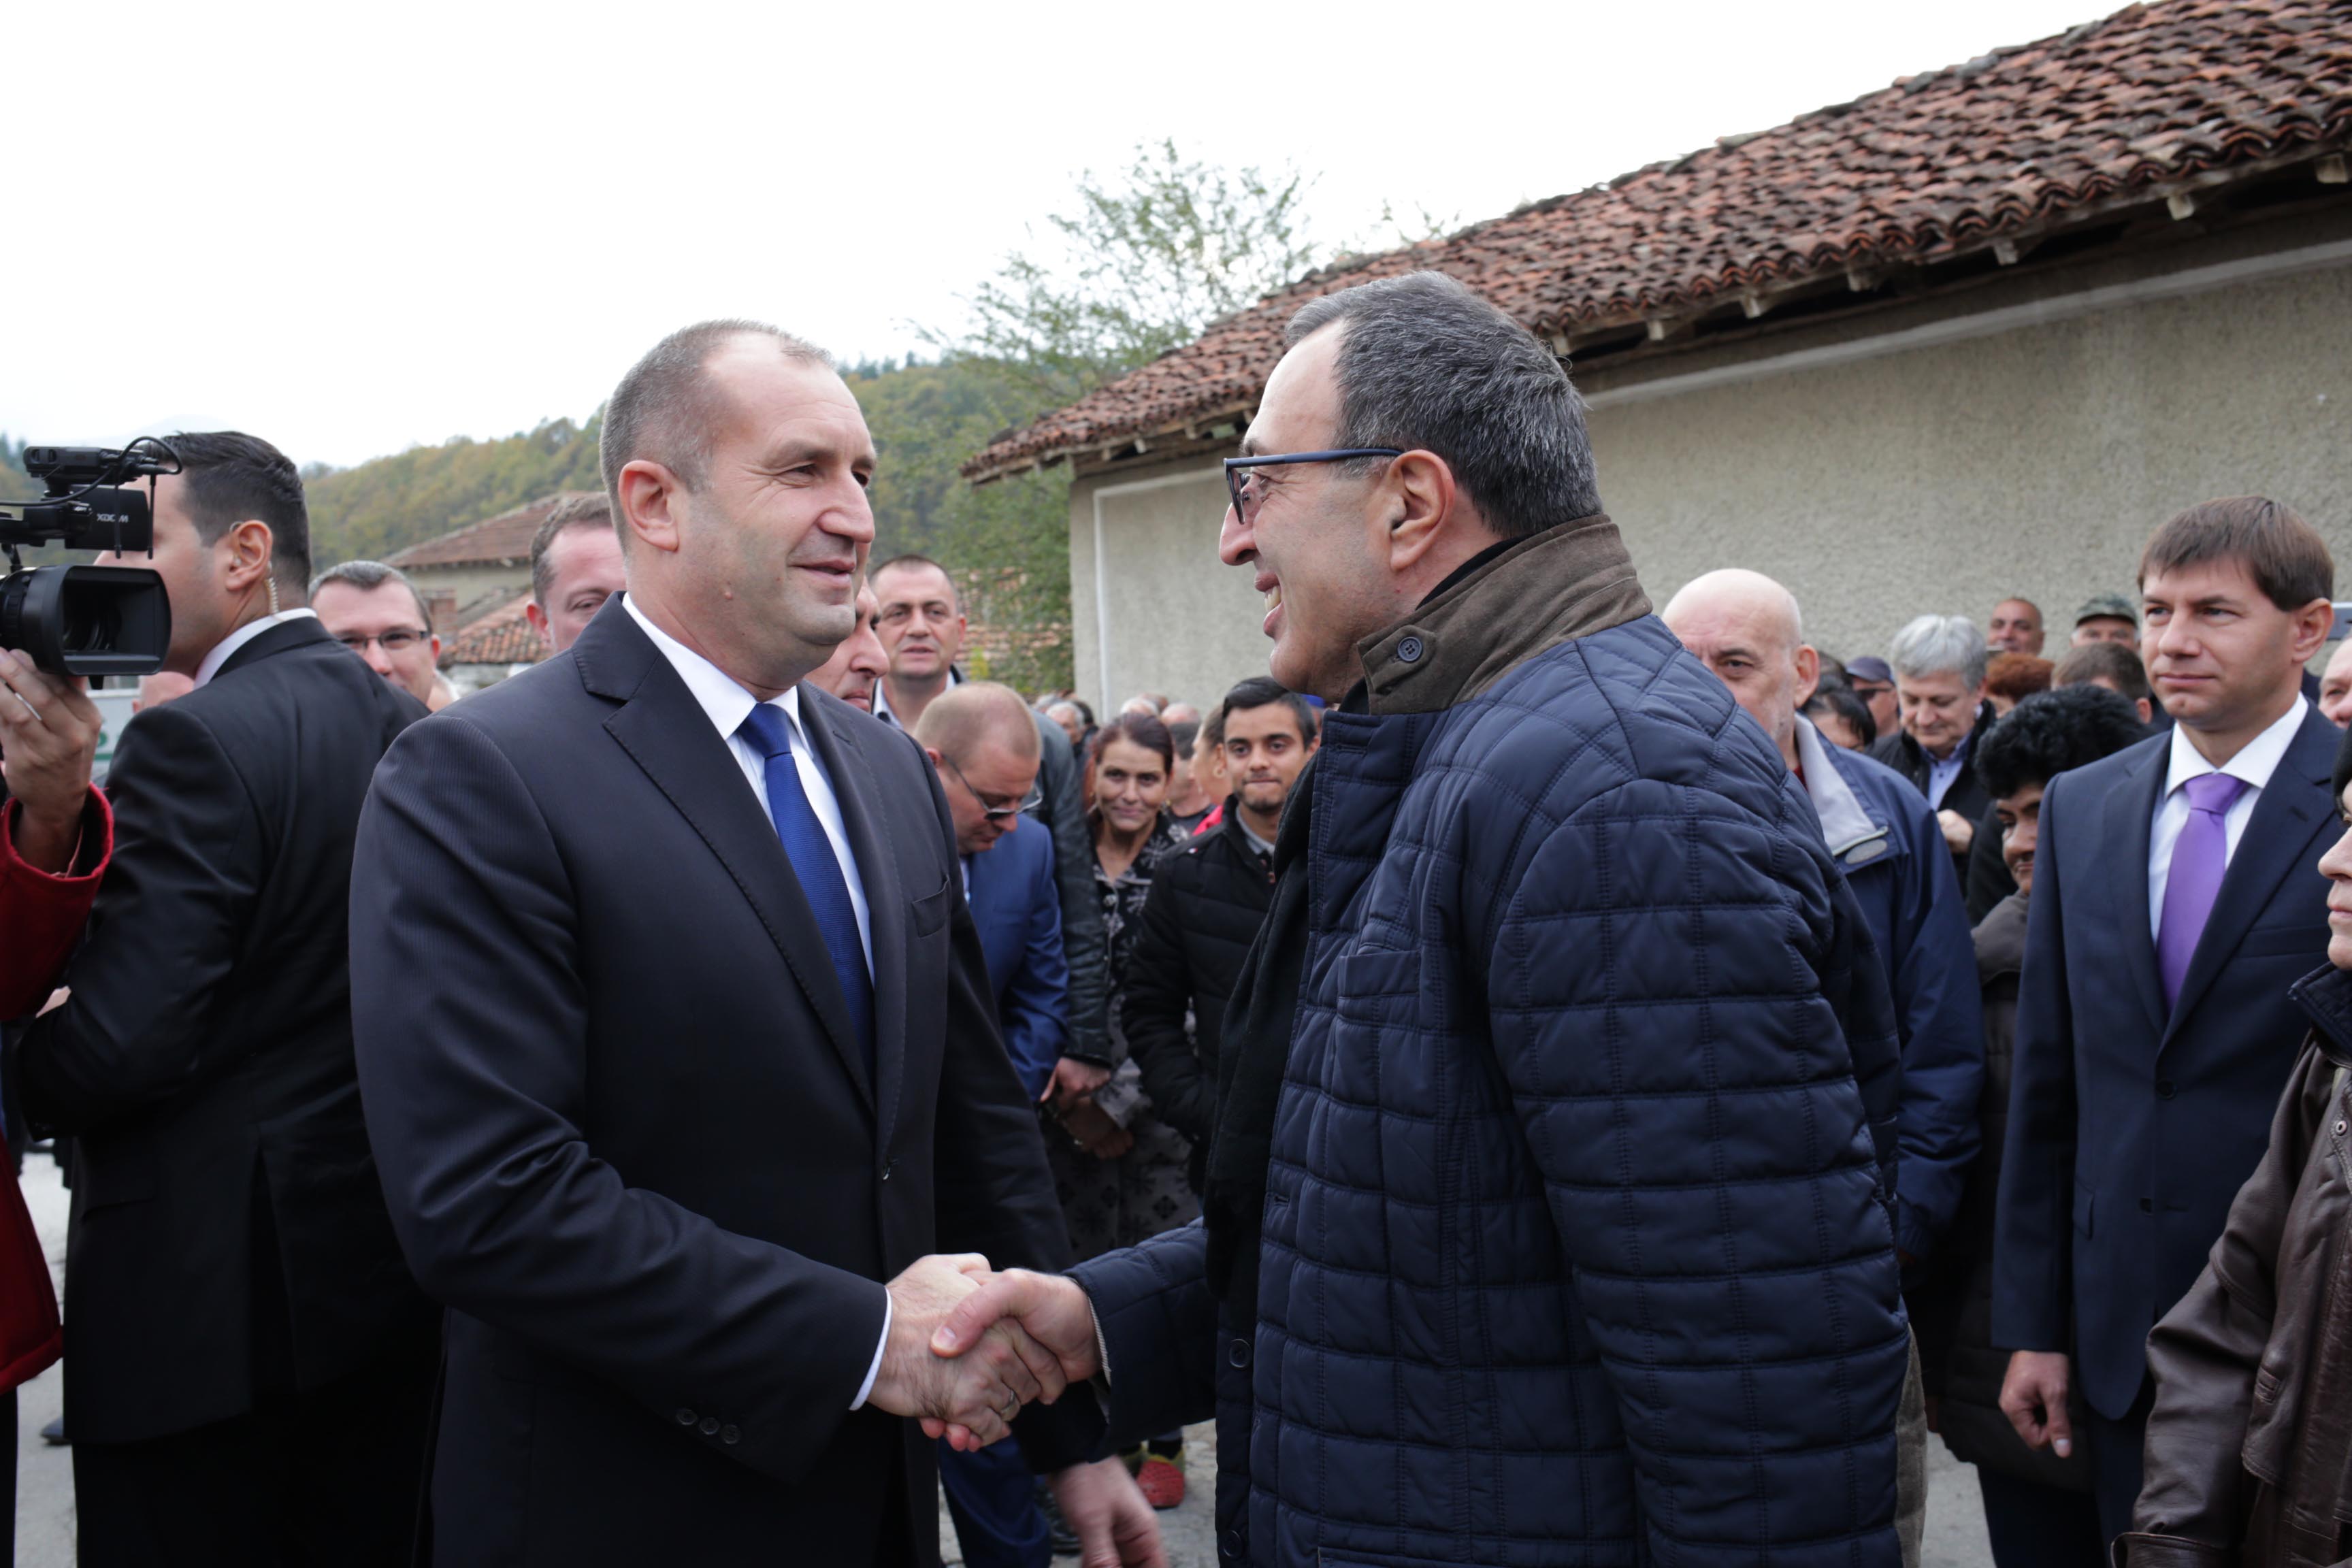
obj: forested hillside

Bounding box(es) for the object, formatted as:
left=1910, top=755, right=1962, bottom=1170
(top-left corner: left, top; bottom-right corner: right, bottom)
left=304, top=416, right=604, bottom=566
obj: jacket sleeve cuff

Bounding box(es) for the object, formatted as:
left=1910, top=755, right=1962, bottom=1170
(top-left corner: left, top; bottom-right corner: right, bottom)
left=847, top=1288, right=892, bottom=1410
left=2112, top=1533, right=2232, bottom=1568
left=1, top=787, right=111, bottom=884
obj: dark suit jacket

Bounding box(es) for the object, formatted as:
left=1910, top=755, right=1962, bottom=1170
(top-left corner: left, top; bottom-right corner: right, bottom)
left=15, top=617, right=431, bottom=1443
left=1868, top=700, right=1997, bottom=894
left=962, top=821, right=1068, bottom=1099
left=1993, top=704, right=2338, bottom=1418
left=348, top=599, right=1098, bottom=1565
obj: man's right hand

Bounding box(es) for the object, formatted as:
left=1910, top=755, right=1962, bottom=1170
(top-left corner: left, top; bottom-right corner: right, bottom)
left=0, top=651, right=102, bottom=875
left=926, top=1269, right=1103, bottom=1452
left=866, top=1255, right=1071, bottom=1448
left=1998, top=1349, right=2074, bottom=1458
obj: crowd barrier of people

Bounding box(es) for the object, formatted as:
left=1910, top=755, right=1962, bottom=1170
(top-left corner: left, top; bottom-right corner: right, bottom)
left=0, top=272, right=2346, bottom=1567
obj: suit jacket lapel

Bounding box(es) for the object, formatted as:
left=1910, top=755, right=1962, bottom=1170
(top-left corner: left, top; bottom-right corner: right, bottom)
left=2104, top=742, right=2171, bottom=1039
left=581, top=608, right=875, bottom=1110
left=797, top=689, right=911, bottom=1158
left=2166, top=706, right=2336, bottom=1041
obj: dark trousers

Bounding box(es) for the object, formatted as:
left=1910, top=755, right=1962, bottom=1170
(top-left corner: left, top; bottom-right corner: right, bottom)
left=73, top=1333, right=436, bottom=1568
left=937, top=1435, right=1048, bottom=1568
left=2083, top=1380, right=2155, bottom=1548
left=1978, top=1468, right=2106, bottom=1567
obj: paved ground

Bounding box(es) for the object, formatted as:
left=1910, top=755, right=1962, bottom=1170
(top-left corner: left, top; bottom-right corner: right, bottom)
left=10, top=1154, right=1994, bottom=1565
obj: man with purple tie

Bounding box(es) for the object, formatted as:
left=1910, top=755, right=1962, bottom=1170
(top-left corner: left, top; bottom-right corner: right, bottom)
left=1994, top=497, right=2340, bottom=1547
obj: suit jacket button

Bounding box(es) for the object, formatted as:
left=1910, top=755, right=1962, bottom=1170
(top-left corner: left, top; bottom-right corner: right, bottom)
left=699, top=1416, right=719, bottom=1436
left=2155, top=1079, right=2176, bottom=1100
left=1227, top=1337, right=1250, bottom=1369
left=881, top=1161, right=894, bottom=1182
left=721, top=1424, right=741, bottom=1445
left=675, top=1408, right=696, bottom=1426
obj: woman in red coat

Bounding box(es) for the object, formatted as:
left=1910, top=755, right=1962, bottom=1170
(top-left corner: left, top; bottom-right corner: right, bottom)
left=0, top=647, right=108, bottom=1545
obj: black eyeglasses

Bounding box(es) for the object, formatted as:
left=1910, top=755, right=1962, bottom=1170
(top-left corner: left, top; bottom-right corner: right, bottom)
left=1224, top=448, right=1404, bottom=526
left=336, top=628, right=432, bottom=654
left=944, top=756, right=1042, bottom=823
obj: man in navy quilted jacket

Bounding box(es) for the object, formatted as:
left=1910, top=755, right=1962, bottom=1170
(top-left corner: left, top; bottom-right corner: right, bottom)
left=930, top=272, right=1912, bottom=1567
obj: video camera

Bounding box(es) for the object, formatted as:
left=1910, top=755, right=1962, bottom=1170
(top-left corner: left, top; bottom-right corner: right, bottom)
left=1, top=438, right=176, bottom=677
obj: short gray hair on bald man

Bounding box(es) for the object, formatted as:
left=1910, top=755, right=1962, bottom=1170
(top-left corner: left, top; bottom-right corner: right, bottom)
left=1281, top=270, right=1601, bottom=538
left=913, top=681, right=1042, bottom=767
left=599, top=319, right=831, bottom=516
left=1888, top=613, right=1990, bottom=689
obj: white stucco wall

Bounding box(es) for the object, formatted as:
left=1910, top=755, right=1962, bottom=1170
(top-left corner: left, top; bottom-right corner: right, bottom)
left=1069, top=227, right=2352, bottom=710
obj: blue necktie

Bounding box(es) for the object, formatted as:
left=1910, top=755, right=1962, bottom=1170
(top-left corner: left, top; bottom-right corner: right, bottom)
left=736, top=703, right=875, bottom=1076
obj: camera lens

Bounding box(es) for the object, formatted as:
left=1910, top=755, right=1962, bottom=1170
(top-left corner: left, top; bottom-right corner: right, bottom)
left=63, top=595, right=122, bottom=654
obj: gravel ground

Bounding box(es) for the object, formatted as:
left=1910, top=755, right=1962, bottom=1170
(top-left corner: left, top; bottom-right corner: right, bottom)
left=11, top=1154, right=1992, bottom=1567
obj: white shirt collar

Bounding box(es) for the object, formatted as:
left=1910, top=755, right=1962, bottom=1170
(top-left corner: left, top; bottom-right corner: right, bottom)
left=621, top=593, right=809, bottom=749
left=194, top=608, right=318, bottom=688
left=873, top=666, right=960, bottom=730
left=2163, top=694, right=2307, bottom=800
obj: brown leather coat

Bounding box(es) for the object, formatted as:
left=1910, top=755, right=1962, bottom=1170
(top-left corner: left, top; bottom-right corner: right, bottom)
left=2119, top=963, right=2352, bottom=1567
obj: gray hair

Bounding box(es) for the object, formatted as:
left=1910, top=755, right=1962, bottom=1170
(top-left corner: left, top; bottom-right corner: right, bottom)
left=600, top=319, right=830, bottom=519
left=1281, top=271, right=1601, bottom=538
left=309, top=559, right=434, bottom=632
left=1888, top=614, right=1989, bottom=688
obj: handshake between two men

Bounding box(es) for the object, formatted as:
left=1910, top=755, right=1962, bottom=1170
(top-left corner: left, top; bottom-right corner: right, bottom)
left=867, top=1256, right=1166, bottom=1567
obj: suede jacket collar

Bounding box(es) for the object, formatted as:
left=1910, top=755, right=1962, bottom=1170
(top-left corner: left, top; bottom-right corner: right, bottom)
left=1353, top=512, right=1652, bottom=716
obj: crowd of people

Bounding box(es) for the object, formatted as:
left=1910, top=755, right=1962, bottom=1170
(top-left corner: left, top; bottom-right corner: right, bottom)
left=0, top=274, right=2346, bottom=1567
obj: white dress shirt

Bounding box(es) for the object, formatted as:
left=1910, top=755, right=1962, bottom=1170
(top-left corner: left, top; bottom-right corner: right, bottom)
left=621, top=593, right=890, bottom=1408
left=193, top=608, right=318, bottom=687
left=2146, top=696, right=2307, bottom=941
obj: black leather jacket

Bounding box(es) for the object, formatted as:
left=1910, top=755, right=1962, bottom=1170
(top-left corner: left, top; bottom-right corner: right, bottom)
left=2122, top=964, right=2352, bottom=1566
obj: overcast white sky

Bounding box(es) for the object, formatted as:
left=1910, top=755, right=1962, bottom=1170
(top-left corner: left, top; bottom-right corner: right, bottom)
left=10, top=0, right=2102, bottom=472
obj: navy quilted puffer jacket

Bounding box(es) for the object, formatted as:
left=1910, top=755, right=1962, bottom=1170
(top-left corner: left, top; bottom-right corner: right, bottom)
left=1081, top=600, right=1910, bottom=1567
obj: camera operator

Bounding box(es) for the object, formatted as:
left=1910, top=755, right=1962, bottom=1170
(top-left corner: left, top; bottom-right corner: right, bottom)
left=0, top=649, right=110, bottom=1017
left=15, top=431, right=437, bottom=1567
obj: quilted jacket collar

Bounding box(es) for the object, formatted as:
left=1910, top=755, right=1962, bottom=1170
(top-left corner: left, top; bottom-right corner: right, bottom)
left=1354, top=513, right=1652, bottom=715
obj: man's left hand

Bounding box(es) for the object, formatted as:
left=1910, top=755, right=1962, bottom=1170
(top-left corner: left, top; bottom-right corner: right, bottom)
left=1050, top=1456, right=1167, bottom=1568
left=0, top=650, right=101, bottom=875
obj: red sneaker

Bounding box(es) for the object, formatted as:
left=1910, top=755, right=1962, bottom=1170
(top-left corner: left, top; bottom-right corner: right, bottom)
left=1134, top=1454, right=1186, bottom=1510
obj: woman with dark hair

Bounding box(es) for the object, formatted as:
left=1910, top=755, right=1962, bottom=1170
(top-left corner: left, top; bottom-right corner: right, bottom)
left=1916, top=684, right=2146, bottom=1565
left=1047, top=713, right=1198, bottom=1507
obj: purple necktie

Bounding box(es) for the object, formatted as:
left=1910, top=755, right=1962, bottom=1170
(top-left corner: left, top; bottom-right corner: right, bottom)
left=2157, top=772, right=2250, bottom=1009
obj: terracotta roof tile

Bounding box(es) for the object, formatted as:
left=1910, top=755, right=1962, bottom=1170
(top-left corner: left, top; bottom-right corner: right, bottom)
left=390, top=491, right=598, bottom=570
left=968, top=0, right=2352, bottom=477
left=438, top=592, right=544, bottom=667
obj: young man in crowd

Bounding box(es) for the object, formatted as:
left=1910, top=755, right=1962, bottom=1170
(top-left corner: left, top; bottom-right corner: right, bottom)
left=1996, top=497, right=2340, bottom=1546
left=525, top=493, right=629, bottom=653
left=2119, top=722, right=2352, bottom=1565
left=1124, top=676, right=1316, bottom=1196
left=1928, top=684, right=2145, bottom=1565
left=869, top=555, right=1113, bottom=1095
left=1989, top=597, right=2046, bottom=656
left=29, top=433, right=438, bottom=1566
left=932, top=271, right=1911, bottom=1565
left=311, top=559, right=442, bottom=708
